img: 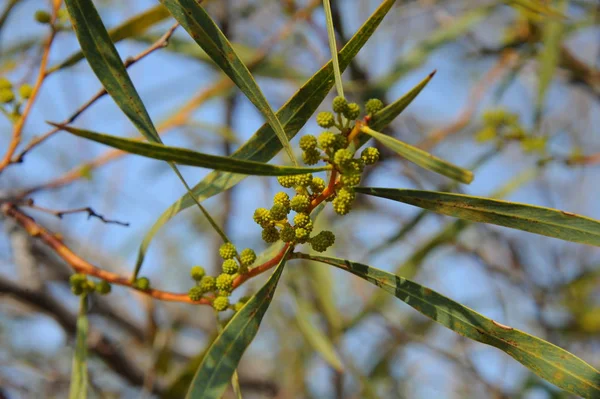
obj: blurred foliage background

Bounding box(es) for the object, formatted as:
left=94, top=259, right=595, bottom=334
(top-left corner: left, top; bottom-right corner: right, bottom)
left=0, top=0, right=599, bottom=397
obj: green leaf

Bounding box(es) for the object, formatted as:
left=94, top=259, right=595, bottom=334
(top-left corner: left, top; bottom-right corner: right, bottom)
left=186, top=251, right=289, bottom=398
left=299, top=254, right=600, bottom=397
left=53, top=124, right=329, bottom=176
left=136, top=0, right=398, bottom=269
left=359, top=126, right=474, bottom=184
left=160, top=0, right=296, bottom=164
left=69, top=297, right=88, bottom=399
left=354, top=188, right=600, bottom=246
left=506, top=0, right=567, bottom=18
left=63, top=0, right=161, bottom=143
left=295, top=296, right=344, bottom=372
left=48, top=5, right=171, bottom=75
left=322, top=0, right=344, bottom=98
left=535, top=0, right=568, bottom=122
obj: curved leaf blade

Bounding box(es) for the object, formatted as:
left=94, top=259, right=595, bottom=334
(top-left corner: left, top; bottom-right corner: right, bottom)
left=48, top=5, right=171, bottom=75
left=63, top=0, right=161, bottom=143
left=136, top=0, right=398, bottom=269
left=301, top=254, right=600, bottom=397
left=186, top=252, right=289, bottom=399
left=69, top=297, right=88, bottom=399
left=354, top=188, right=600, bottom=246
left=359, top=127, right=474, bottom=184
left=160, top=0, right=296, bottom=164
left=53, top=124, right=328, bottom=176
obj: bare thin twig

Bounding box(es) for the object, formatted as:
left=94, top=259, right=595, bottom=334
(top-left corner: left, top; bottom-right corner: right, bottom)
left=22, top=201, right=130, bottom=227
left=10, top=22, right=180, bottom=165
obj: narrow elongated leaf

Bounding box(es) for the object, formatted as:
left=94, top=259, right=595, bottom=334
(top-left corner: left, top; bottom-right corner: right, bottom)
left=299, top=254, right=600, bottom=397
left=53, top=124, right=328, bottom=176
left=69, top=297, right=88, bottom=399
left=360, top=126, right=474, bottom=184
left=355, top=188, right=600, bottom=246
left=160, top=0, right=296, bottom=164
left=63, top=0, right=161, bottom=143
left=295, top=297, right=344, bottom=372
left=136, top=0, right=398, bottom=269
left=186, top=252, right=289, bottom=398
left=535, top=0, right=567, bottom=121
left=48, top=5, right=171, bottom=75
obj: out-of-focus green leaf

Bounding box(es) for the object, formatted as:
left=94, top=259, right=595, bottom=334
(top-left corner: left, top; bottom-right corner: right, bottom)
left=48, top=5, right=171, bottom=74
left=535, top=0, right=568, bottom=122
left=160, top=0, right=296, bottom=164
left=136, top=0, right=398, bottom=270
left=295, top=296, right=344, bottom=372
left=377, top=6, right=494, bottom=88
left=69, top=297, right=88, bottom=399
left=53, top=124, right=329, bottom=176
left=354, top=188, right=600, bottom=246
left=299, top=254, right=600, bottom=397
left=307, top=262, right=342, bottom=333
left=506, top=0, right=567, bottom=18
left=186, top=251, right=289, bottom=399
left=360, top=126, right=474, bottom=184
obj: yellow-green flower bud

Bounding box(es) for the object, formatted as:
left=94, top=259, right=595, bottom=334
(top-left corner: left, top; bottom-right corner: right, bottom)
left=262, top=225, right=280, bottom=243
left=333, top=148, right=353, bottom=168
left=239, top=248, right=256, bottom=268
left=273, top=192, right=290, bottom=208
left=34, top=10, right=51, bottom=24
left=317, top=131, right=336, bottom=150
left=270, top=203, right=289, bottom=221
left=310, top=230, right=335, bottom=252
left=290, top=194, right=310, bottom=213
left=199, top=276, right=216, bottom=293
left=332, top=96, right=348, bottom=114
left=253, top=208, right=272, bottom=227
left=316, top=111, right=335, bottom=128
left=365, top=98, right=384, bottom=114
left=280, top=224, right=295, bottom=243
left=0, top=89, right=14, bottom=104
left=188, top=286, right=204, bottom=301
left=293, top=213, right=311, bottom=228
left=215, top=273, right=234, bottom=292
left=190, top=266, right=205, bottom=281
left=341, top=174, right=361, bottom=187
left=309, top=177, right=326, bottom=193
left=212, top=296, right=230, bottom=312
left=343, top=103, right=361, bottom=120
left=219, top=242, right=237, bottom=260
left=222, top=259, right=239, bottom=275
left=277, top=175, right=296, bottom=188
left=96, top=281, right=111, bottom=295
left=18, top=84, right=33, bottom=100
left=299, top=134, right=317, bottom=151
left=295, top=227, right=310, bottom=243
left=302, top=148, right=321, bottom=165
left=361, top=147, right=379, bottom=165
left=134, top=277, right=150, bottom=290
left=295, top=173, right=312, bottom=187
left=0, top=78, right=11, bottom=90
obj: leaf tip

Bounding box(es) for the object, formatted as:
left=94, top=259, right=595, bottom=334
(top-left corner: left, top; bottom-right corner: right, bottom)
left=428, top=69, right=437, bottom=78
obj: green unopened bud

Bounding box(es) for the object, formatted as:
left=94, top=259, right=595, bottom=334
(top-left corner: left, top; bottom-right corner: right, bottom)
left=316, top=111, right=335, bottom=128
left=18, top=84, right=33, bottom=100
left=222, top=259, right=239, bottom=275
left=219, top=242, right=237, bottom=259
left=96, top=281, right=112, bottom=295
left=310, top=230, right=336, bottom=252
left=343, top=103, right=361, bottom=120
left=299, top=134, right=318, bottom=151
left=295, top=173, right=312, bottom=187
left=302, top=148, right=321, bottom=165
left=317, top=131, right=336, bottom=150
left=270, top=203, right=289, bottom=221
left=134, top=277, right=150, bottom=290
left=293, top=213, right=311, bottom=228
left=280, top=224, right=295, bottom=243
left=277, top=175, right=296, bottom=188
left=290, top=194, right=310, bottom=213
left=34, top=10, right=51, bottom=24
left=361, top=147, right=379, bottom=165
left=0, top=78, right=12, bottom=90
left=341, top=174, right=361, bottom=187
left=239, top=248, right=256, bottom=268
left=190, top=266, right=206, bottom=281
left=332, top=96, right=348, bottom=114
left=215, top=273, right=234, bottom=292
left=212, top=296, right=230, bottom=312
left=273, top=192, right=290, bottom=208
left=262, top=225, right=280, bottom=243
left=188, top=286, right=204, bottom=301
left=0, top=89, right=14, bottom=104
left=253, top=208, right=272, bottom=227
left=199, top=276, right=216, bottom=293
left=295, top=227, right=310, bottom=243
left=334, top=149, right=353, bottom=168
left=309, top=177, right=326, bottom=193
left=365, top=98, right=384, bottom=114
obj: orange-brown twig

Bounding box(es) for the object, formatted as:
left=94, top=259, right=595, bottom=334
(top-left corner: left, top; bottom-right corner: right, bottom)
left=0, top=0, right=61, bottom=172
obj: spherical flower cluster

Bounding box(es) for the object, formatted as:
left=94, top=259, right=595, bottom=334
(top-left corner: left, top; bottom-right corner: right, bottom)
left=190, top=266, right=205, bottom=281
left=295, top=173, right=312, bottom=187
left=303, top=149, right=321, bottom=165
left=222, top=259, right=239, bottom=275
left=188, top=286, right=204, bottom=301
left=310, top=230, right=336, bottom=252
left=316, top=111, right=335, bottom=128
left=199, top=276, right=216, bottom=292
left=19, top=84, right=33, bottom=100
left=277, top=175, right=296, bottom=188
left=134, top=277, right=150, bottom=290
left=290, top=195, right=310, bottom=213
left=216, top=273, right=234, bottom=292
left=361, top=147, right=380, bottom=165
left=239, top=248, right=256, bottom=268
left=253, top=208, right=271, bottom=227
left=344, top=103, right=361, bottom=120
left=96, top=280, right=112, bottom=295
left=333, top=187, right=355, bottom=215
left=365, top=98, right=384, bottom=115
left=262, top=226, right=280, bottom=243
left=299, top=135, right=317, bottom=151
left=213, top=296, right=230, bottom=312
left=318, top=131, right=336, bottom=150
left=34, top=10, right=51, bottom=24
left=332, top=96, right=348, bottom=114
left=293, top=213, right=310, bottom=227
left=273, top=192, right=290, bottom=208
left=270, top=203, right=289, bottom=221
left=310, top=177, right=325, bottom=193
left=219, top=242, right=237, bottom=260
